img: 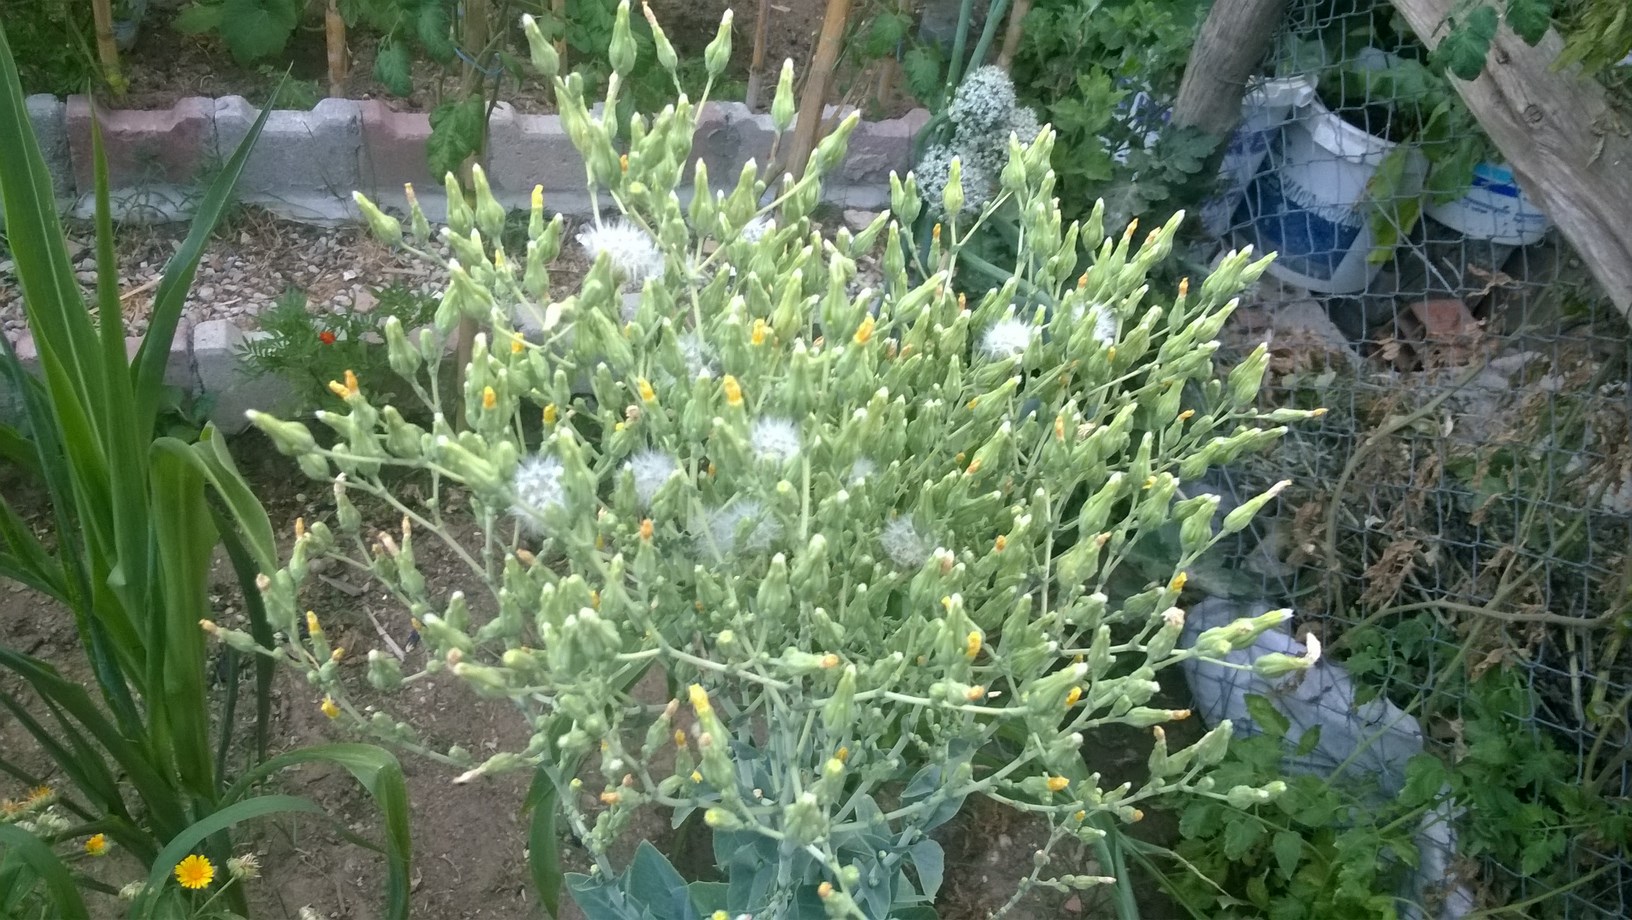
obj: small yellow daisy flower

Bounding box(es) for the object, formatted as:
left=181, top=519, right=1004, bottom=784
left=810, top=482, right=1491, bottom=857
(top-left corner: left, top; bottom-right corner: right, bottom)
left=175, top=854, right=215, bottom=890
left=26, top=786, right=52, bottom=805
left=321, top=696, right=340, bottom=719
left=84, top=834, right=108, bottom=856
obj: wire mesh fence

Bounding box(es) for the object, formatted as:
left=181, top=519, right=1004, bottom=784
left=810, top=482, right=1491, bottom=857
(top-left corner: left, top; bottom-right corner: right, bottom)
left=1195, top=0, right=1632, bottom=915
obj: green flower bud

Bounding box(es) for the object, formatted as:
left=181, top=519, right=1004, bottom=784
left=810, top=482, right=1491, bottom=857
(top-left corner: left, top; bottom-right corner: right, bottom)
left=1191, top=608, right=1292, bottom=658
left=383, top=316, right=422, bottom=380
left=1226, top=343, right=1270, bottom=408
left=821, top=665, right=857, bottom=734
left=782, top=792, right=827, bottom=846
left=1220, top=480, right=1289, bottom=536
left=352, top=192, right=402, bottom=246
left=943, top=156, right=965, bottom=217
left=1253, top=635, right=1321, bottom=679
left=522, top=14, right=559, bottom=78
left=444, top=172, right=473, bottom=237
left=1188, top=720, right=1233, bottom=768
left=642, top=3, right=678, bottom=74
left=609, top=1, right=638, bottom=76
left=1224, top=781, right=1284, bottom=809
left=367, top=650, right=404, bottom=691
left=296, top=453, right=330, bottom=480
left=470, top=164, right=506, bottom=241
left=247, top=411, right=316, bottom=455
left=453, top=661, right=515, bottom=698
left=703, top=10, right=733, bottom=77
left=772, top=58, right=796, bottom=133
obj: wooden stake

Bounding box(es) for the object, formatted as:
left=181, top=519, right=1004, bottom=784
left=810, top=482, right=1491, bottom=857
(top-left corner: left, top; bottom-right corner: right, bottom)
left=997, top=0, right=1031, bottom=69
left=745, top=0, right=772, bottom=111
left=1170, top=0, right=1289, bottom=137
left=89, top=0, right=124, bottom=94
left=325, top=0, right=348, bottom=98
left=786, top=0, right=853, bottom=180
left=1389, top=0, right=1632, bottom=317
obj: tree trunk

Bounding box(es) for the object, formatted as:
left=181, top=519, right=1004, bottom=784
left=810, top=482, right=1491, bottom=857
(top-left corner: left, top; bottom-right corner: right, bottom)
left=1170, top=0, right=1290, bottom=136
left=1389, top=0, right=1632, bottom=318
left=786, top=0, right=853, bottom=180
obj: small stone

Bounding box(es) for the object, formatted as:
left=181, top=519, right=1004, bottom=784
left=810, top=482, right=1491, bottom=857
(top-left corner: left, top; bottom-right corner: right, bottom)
left=75, top=270, right=95, bottom=284
left=197, top=285, right=216, bottom=300
left=1063, top=895, right=1082, bottom=913
left=353, top=289, right=377, bottom=313
left=342, top=269, right=358, bottom=281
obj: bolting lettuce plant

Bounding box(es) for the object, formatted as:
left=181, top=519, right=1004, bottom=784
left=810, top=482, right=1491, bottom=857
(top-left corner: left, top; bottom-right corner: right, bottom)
left=220, top=3, right=1322, bottom=917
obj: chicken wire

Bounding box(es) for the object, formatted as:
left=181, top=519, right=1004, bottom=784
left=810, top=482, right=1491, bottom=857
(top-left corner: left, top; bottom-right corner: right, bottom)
left=1194, top=0, right=1632, bottom=916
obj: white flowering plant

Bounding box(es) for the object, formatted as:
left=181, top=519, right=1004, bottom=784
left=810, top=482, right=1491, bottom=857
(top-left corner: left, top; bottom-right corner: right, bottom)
left=220, top=3, right=1320, bottom=918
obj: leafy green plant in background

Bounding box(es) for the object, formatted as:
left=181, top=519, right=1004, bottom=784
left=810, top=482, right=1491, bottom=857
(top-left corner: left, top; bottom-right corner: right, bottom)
left=0, top=0, right=98, bottom=95
left=0, top=22, right=412, bottom=919
left=224, top=3, right=1324, bottom=918
left=237, top=285, right=439, bottom=414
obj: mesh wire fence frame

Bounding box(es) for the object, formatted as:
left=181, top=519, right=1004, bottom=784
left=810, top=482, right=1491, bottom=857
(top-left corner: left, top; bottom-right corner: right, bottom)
left=1202, top=0, right=1632, bottom=916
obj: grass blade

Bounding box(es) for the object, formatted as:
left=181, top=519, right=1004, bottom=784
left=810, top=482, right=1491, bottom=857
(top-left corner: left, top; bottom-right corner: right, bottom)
left=525, top=767, right=566, bottom=917
left=132, top=795, right=328, bottom=920
left=221, top=744, right=413, bottom=920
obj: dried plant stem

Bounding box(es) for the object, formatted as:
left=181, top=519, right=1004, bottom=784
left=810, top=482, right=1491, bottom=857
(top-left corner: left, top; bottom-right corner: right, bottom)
left=745, top=0, right=772, bottom=110
left=325, top=0, right=348, bottom=97
left=786, top=0, right=853, bottom=180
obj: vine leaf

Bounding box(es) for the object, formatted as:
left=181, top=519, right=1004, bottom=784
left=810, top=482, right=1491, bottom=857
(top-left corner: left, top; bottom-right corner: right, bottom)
left=1504, top=0, right=1553, bottom=46
left=1431, top=5, right=1499, bottom=80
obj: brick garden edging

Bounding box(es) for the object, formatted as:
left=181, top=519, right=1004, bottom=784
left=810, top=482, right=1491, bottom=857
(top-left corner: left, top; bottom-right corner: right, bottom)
left=1, top=95, right=928, bottom=432
left=7, top=94, right=927, bottom=224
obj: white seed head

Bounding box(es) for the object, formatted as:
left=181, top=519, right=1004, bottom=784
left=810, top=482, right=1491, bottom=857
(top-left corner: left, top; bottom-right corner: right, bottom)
left=679, top=332, right=717, bottom=380
left=980, top=317, right=1035, bottom=360
left=510, top=453, right=566, bottom=534
left=741, top=215, right=775, bottom=243
left=577, top=219, right=664, bottom=286
left=750, top=416, right=802, bottom=463
left=696, top=499, right=783, bottom=561
left=880, top=516, right=933, bottom=569
left=848, top=457, right=877, bottom=485
left=626, top=450, right=679, bottom=507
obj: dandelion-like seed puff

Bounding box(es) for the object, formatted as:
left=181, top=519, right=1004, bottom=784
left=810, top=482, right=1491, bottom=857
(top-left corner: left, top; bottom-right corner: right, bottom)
left=696, top=500, right=783, bottom=561
left=750, top=417, right=802, bottom=463
left=880, top=517, right=933, bottom=569
left=577, top=219, right=664, bottom=286
left=979, top=317, right=1035, bottom=360
left=627, top=450, right=680, bottom=507
left=510, top=454, right=568, bottom=535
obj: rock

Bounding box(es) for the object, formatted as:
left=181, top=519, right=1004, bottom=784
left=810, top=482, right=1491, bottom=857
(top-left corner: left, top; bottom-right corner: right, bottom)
left=843, top=209, right=880, bottom=232
left=197, top=285, right=216, bottom=300
left=352, top=289, right=377, bottom=313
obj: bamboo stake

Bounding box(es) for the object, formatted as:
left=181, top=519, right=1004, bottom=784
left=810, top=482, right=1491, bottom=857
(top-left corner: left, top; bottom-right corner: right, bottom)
left=553, top=0, right=569, bottom=73
left=89, top=0, right=124, bottom=94
left=997, top=0, right=1031, bottom=69
left=325, top=0, right=348, bottom=98
left=786, top=0, right=853, bottom=180
left=745, top=0, right=772, bottom=110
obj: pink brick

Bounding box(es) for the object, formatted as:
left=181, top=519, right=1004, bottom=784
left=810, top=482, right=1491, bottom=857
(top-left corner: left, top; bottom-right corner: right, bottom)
left=66, top=96, right=214, bottom=193
left=358, top=100, right=437, bottom=194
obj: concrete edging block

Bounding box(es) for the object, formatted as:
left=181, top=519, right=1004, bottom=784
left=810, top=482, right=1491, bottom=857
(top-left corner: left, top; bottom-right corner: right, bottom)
left=193, top=319, right=301, bottom=434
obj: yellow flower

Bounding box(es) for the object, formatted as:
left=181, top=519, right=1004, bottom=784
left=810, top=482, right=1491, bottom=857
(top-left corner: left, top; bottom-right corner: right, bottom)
left=482, top=386, right=497, bottom=410
left=688, top=684, right=713, bottom=716
left=0, top=799, right=22, bottom=817
left=1046, top=776, right=1070, bottom=793
left=84, top=834, right=108, bottom=857
left=511, top=335, right=526, bottom=354
left=639, top=518, right=654, bottom=542
left=637, top=378, right=656, bottom=403
left=819, top=653, right=840, bottom=669
left=818, top=881, right=835, bottom=899
left=543, top=404, right=558, bottom=426
left=306, top=611, right=322, bottom=636
left=964, top=631, right=981, bottom=659
left=321, top=696, right=340, bottom=719
left=853, top=315, right=874, bottom=344
left=1169, top=571, right=1187, bottom=593
left=1065, top=686, right=1083, bottom=708
left=751, top=318, right=769, bottom=346
left=721, top=375, right=743, bottom=407
left=25, top=786, right=52, bottom=806
left=174, top=854, right=215, bottom=890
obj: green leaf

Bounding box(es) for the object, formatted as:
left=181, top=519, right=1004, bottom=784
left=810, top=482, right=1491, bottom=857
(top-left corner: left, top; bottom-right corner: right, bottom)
left=1243, top=694, right=1290, bottom=740
left=1431, top=6, right=1499, bottom=80
left=416, top=3, right=456, bottom=63
left=525, top=767, right=567, bottom=918
left=218, top=0, right=301, bottom=64
left=374, top=39, right=413, bottom=97
left=426, top=96, right=486, bottom=180
left=1222, top=815, right=1265, bottom=861
left=864, top=12, right=911, bottom=59
left=173, top=3, right=225, bottom=34
left=1271, top=830, right=1303, bottom=880
left=902, top=46, right=944, bottom=104
left=133, top=796, right=328, bottom=919
left=1505, top=0, right=1552, bottom=45
left=907, top=838, right=945, bottom=899
left=0, top=826, right=88, bottom=917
